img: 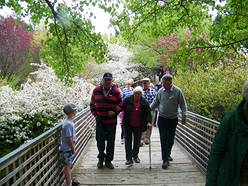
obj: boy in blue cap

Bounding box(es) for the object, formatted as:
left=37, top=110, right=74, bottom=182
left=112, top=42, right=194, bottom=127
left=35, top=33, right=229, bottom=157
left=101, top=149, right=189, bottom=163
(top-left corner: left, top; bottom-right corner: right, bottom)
left=60, top=104, right=80, bottom=186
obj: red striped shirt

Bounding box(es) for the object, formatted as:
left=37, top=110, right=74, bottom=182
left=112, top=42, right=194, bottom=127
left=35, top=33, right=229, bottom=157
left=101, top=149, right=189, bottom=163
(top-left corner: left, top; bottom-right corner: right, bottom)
left=90, top=85, right=122, bottom=125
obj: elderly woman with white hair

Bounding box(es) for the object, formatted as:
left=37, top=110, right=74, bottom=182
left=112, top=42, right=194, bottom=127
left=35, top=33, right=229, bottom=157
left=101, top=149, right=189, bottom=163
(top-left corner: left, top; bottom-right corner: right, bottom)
left=122, top=86, right=152, bottom=166
left=206, top=80, right=248, bottom=186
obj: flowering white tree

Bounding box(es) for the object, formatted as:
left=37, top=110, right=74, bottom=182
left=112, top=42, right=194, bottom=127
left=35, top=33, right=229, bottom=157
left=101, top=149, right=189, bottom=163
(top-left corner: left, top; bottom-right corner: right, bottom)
left=86, top=44, right=141, bottom=85
left=0, top=64, right=94, bottom=156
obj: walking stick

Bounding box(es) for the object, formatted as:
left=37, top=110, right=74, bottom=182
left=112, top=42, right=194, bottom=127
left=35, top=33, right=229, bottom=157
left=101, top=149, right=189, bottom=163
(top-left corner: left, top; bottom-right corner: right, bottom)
left=149, top=135, right=152, bottom=170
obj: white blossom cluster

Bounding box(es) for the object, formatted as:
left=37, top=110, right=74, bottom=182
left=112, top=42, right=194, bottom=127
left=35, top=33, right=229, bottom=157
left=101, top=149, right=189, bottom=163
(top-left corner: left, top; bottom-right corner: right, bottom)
left=87, top=44, right=141, bottom=85
left=0, top=65, right=94, bottom=146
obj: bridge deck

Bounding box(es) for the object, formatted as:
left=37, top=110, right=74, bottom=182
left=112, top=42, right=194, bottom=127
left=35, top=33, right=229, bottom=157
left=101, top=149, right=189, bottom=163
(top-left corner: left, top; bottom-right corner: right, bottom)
left=72, top=126, right=205, bottom=186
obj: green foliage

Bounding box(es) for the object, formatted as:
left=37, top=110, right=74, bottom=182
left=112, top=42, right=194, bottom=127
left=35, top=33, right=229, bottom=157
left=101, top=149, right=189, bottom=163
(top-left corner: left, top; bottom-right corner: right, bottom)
left=1, top=0, right=108, bottom=81
left=174, top=66, right=248, bottom=121
left=132, top=45, right=159, bottom=68
left=210, top=0, right=248, bottom=50
left=92, top=0, right=248, bottom=70
left=0, top=113, right=59, bottom=158
left=0, top=78, right=7, bottom=87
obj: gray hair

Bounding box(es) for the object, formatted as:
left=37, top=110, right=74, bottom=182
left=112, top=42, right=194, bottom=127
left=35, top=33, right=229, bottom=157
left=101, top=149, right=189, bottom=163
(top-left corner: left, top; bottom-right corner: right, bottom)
left=242, top=80, right=248, bottom=102
left=161, top=74, right=173, bottom=82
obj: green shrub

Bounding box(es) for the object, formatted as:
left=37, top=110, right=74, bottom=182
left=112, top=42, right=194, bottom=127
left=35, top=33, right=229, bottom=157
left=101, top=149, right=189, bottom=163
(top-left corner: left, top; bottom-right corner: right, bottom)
left=174, top=67, right=248, bottom=121
left=0, top=113, right=59, bottom=158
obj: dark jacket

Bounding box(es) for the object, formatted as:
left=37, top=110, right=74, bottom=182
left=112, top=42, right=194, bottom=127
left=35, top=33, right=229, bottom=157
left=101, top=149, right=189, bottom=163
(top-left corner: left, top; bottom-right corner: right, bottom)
left=206, top=100, right=248, bottom=186
left=123, top=96, right=152, bottom=132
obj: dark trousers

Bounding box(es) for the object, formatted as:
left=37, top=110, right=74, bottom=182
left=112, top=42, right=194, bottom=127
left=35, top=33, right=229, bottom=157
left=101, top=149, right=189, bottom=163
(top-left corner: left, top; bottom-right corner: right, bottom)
left=121, top=124, right=125, bottom=139
left=95, top=117, right=116, bottom=162
left=157, top=116, right=178, bottom=161
left=125, top=125, right=142, bottom=160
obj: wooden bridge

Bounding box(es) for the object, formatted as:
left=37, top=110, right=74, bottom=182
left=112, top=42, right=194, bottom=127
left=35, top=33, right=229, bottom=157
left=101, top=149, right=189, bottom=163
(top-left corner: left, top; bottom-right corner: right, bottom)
left=0, top=108, right=219, bottom=186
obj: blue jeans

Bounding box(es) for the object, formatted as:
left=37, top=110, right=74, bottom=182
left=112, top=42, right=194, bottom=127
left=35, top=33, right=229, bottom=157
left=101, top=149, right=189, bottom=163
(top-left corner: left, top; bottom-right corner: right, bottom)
left=95, top=117, right=116, bottom=162
left=157, top=117, right=178, bottom=161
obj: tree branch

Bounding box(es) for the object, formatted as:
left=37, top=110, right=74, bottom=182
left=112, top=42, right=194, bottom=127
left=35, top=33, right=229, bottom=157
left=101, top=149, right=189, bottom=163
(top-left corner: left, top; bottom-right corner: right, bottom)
left=44, top=0, right=70, bottom=79
left=190, top=37, right=248, bottom=50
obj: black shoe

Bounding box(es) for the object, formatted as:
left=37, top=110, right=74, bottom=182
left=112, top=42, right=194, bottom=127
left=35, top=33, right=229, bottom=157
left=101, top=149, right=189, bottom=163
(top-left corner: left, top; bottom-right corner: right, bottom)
left=125, top=160, right=133, bottom=165
left=97, top=160, right=104, bottom=169
left=105, top=161, right=114, bottom=169
left=168, top=156, right=173, bottom=161
left=72, top=181, right=80, bottom=186
left=133, top=157, right=140, bottom=163
left=162, top=161, right=169, bottom=169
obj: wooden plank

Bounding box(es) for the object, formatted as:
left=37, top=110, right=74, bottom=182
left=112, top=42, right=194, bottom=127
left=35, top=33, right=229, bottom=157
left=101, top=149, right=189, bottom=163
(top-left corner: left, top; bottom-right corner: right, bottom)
left=76, top=184, right=205, bottom=186
left=73, top=171, right=204, bottom=185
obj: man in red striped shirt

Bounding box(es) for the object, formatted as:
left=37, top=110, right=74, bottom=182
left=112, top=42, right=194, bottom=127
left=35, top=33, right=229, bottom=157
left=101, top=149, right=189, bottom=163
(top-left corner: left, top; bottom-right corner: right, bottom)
left=90, top=73, right=122, bottom=169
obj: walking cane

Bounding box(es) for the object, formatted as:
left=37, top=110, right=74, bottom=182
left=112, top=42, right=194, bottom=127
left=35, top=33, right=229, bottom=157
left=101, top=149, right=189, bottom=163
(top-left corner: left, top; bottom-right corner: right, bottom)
left=149, top=135, right=152, bottom=170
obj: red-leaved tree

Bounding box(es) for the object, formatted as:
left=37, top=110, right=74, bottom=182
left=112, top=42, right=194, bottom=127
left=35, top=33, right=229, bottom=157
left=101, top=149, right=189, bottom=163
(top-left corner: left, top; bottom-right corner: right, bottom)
left=0, top=16, right=38, bottom=83
left=155, top=35, right=180, bottom=66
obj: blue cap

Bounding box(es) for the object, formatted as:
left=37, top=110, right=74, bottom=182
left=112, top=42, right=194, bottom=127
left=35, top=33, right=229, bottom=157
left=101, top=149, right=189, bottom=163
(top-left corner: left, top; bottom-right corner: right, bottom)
left=63, top=103, right=77, bottom=114
left=103, top=72, right=113, bottom=80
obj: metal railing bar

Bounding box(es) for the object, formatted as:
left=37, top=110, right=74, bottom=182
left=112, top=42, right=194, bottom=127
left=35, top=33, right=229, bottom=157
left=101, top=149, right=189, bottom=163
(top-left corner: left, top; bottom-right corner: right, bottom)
left=36, top=160, right=58, bottom=186
left=75, top=117, right=95, bottom=142
left=75, top=117, right=94, bottom=138
left=176, top=127, right=210, bottom=156
left=187, top=118, right=218, bottom=134
left=187, top=111, right=220, bottom=125
left=74, top=130, right=93, bottom=164
left=175, top=137, right=207, bottom=174
left=0, top=137, right=57, bottom=184
left=177, top=125, right=212, bottom=149
left=176, top=133, right=208, bottom=168
left=10, top=145, right=57, bottom=186
left=75, top=111, right=91, bottom=127
left=0, top=126, right=60, bottom=168
left=24, top=155, right=58, bottom=186
left=43, top=162, right=62, bottom=186
left=75, top=125, right=94, bottom=151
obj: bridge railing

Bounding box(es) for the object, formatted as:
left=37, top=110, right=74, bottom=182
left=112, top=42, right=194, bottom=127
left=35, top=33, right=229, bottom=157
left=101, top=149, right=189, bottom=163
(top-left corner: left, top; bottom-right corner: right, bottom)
left=0, top=107, right=95, bottom=186
left=176, top=111, right=220, bottom=174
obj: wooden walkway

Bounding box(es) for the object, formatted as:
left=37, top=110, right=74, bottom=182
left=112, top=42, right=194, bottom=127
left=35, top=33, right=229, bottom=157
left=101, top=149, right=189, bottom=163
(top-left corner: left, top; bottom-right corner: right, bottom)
left=72, top=125, right=205, bottom=186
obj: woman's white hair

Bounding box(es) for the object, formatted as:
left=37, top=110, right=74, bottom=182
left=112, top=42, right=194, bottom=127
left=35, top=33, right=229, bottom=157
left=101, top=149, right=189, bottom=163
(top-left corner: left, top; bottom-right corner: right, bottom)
left=242, top=80, right=248, bottom=102
left=133, top=86, right=143, bottom=95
